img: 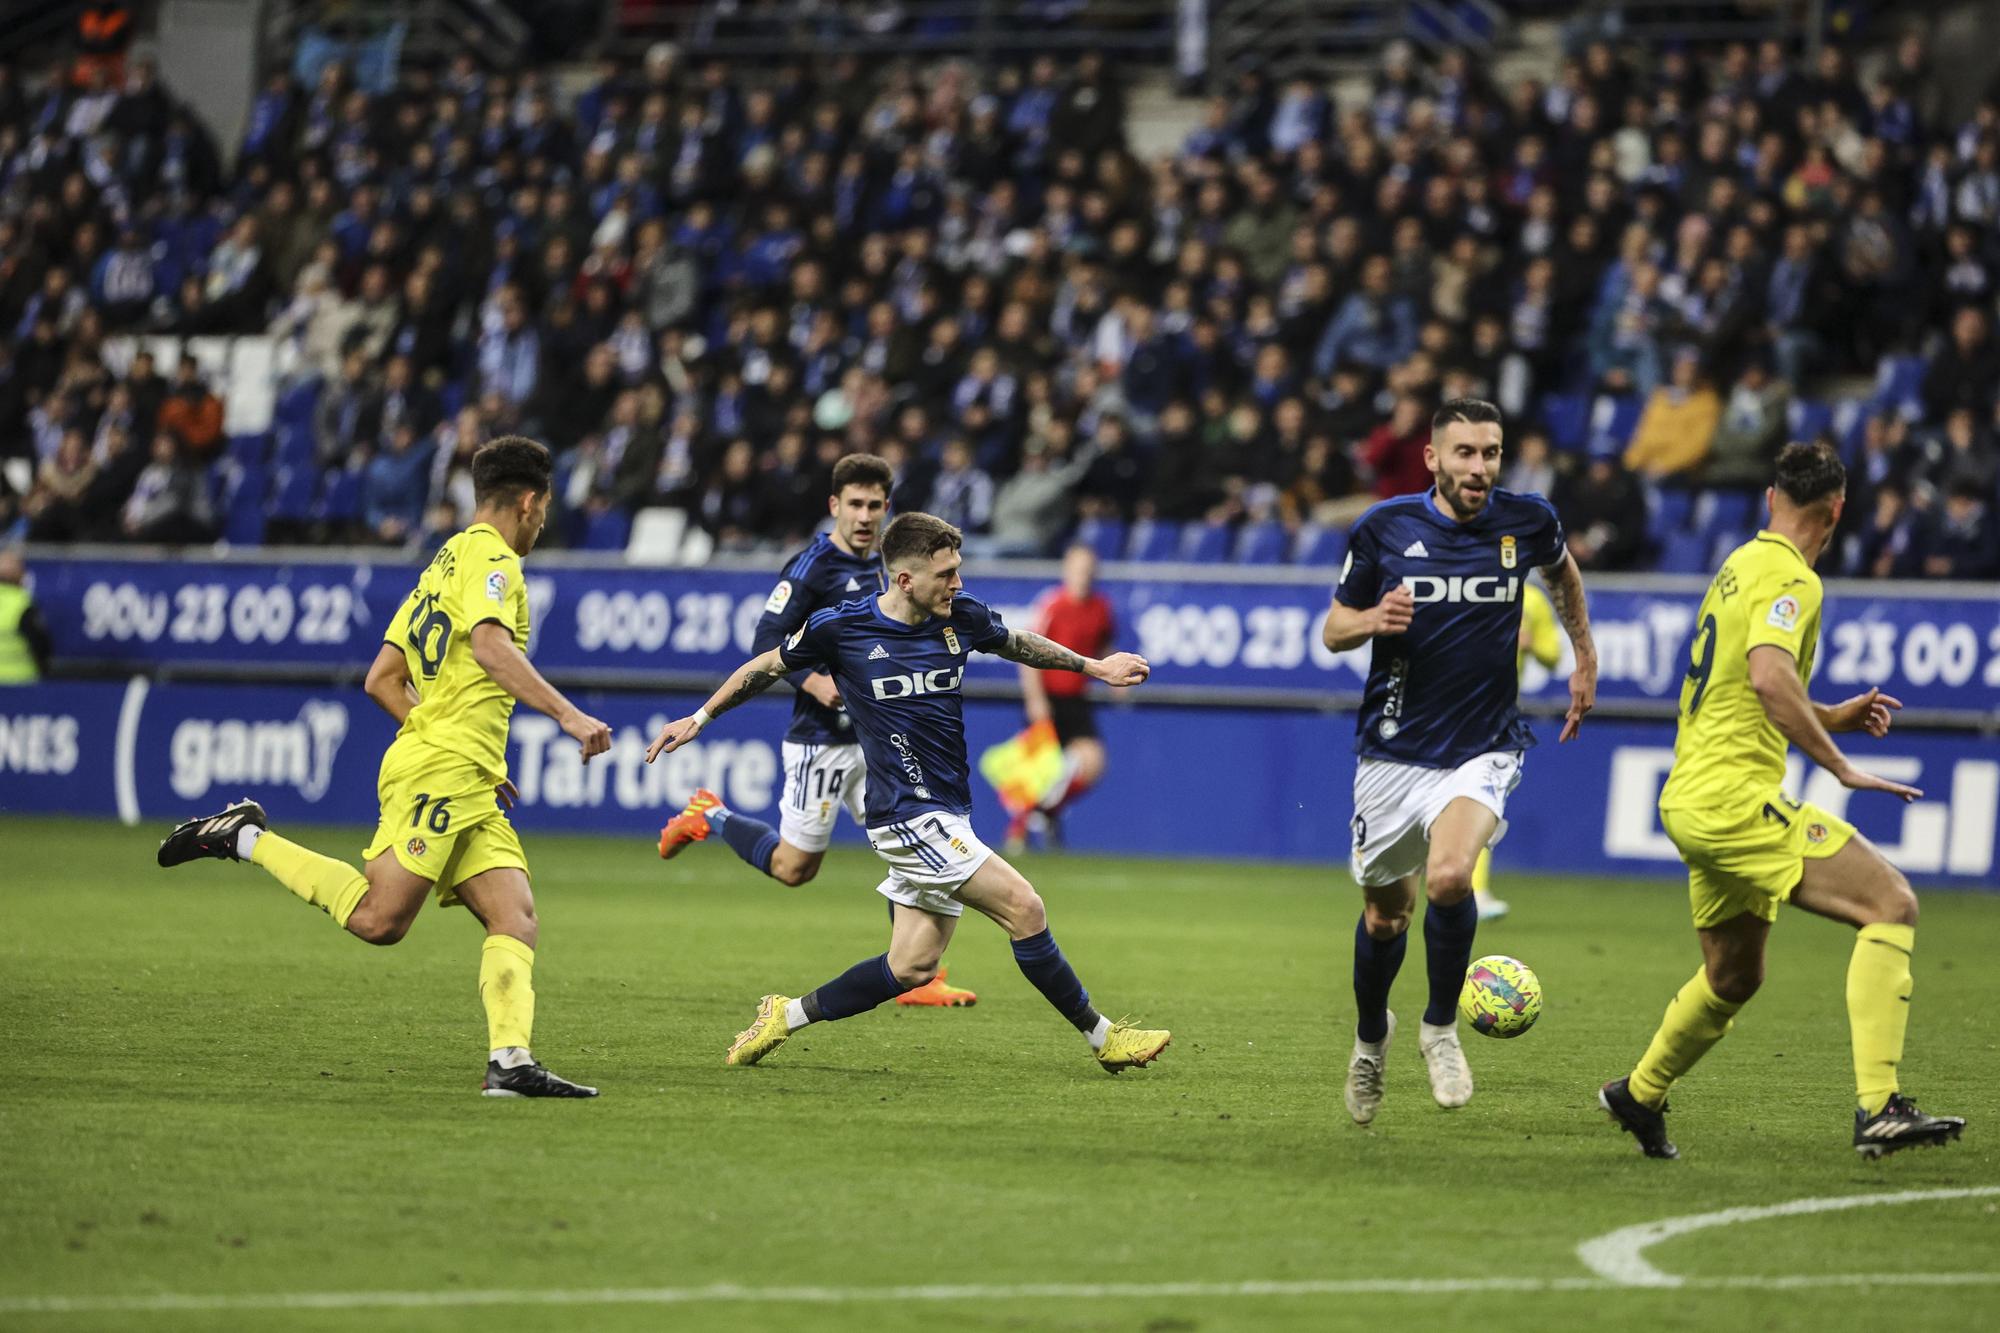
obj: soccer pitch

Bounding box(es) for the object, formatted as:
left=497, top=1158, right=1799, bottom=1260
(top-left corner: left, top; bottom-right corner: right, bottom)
left=4, top=815, right=1996, bottom=1333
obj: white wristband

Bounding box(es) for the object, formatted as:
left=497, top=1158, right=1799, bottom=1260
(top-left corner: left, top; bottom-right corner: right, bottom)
left=690, top=707, right=712, bottom=733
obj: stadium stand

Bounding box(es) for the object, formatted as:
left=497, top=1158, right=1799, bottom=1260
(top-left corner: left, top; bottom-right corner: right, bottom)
left=1, top=13, right=1996, bottom=581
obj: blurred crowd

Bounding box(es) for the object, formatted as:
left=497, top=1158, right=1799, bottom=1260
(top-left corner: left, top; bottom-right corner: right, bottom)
left=0, top=30, right=1996, bottom=576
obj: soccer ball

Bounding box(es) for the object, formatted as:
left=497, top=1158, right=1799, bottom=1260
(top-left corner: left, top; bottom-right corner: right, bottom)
left=1460, top=955, right=1542, bottom=1038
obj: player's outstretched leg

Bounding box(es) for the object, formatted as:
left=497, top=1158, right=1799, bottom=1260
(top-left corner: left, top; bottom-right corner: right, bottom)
left=958, top=855, right=1168, bottom=1073
left=1790, top=834, right=1964, bottom=1157
left=160, top=800, right=372, bottom=928
left=727, top=909, right=949, bottom=1065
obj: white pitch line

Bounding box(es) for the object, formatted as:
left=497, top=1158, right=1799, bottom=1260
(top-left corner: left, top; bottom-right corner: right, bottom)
left=5, top=1272, right=2000, bottom=1316
left=1577, top=1186, right=2000, bottom=1287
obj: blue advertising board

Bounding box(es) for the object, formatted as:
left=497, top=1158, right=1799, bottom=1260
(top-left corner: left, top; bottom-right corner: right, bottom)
left=4, top=680, right=1993, bottom=887
left=18, top=552, right=2000, bottom=715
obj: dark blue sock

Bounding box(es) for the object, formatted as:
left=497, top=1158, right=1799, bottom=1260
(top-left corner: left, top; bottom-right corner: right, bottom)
left=1011, top=928, right=1102, bottom=1034
left=1353, top=912, right=1408, bottom=1044
left=1423, top=894, right=1479, bottom=1026
left=801, top=953, right=906, bottom=1022
left=709, top=805, right=778, bottom=876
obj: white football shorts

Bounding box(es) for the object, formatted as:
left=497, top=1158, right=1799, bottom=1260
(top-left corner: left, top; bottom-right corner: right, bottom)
left=778, top=740, right=867, bottom=853
left=865, top=810, right=994, bottom=918
left=1349, top=750, right=1523, bottom=887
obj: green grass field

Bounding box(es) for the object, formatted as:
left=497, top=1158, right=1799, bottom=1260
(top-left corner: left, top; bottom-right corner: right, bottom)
left=4, top=814, right=1997, bottom=1332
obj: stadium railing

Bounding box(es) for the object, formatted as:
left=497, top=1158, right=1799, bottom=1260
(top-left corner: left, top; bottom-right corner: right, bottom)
left=603, top=0, right=1179, bottom=63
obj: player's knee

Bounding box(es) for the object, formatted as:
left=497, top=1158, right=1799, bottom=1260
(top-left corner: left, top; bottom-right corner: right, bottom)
left=769, top=859, right=815, bottom=887
left=348, top=909, right=410, bottom=947
left=1425, top=856, right=1477, bottom=905
left=1364, top=903, right=1411, bottom=939
left=1010, top=886, right=1048, bottom=937
left=1706, top=957, right=1762, bottom=1004
left=1878, top=868, right=1919, bottom=927
left=890, top=955, right=940, bottom=988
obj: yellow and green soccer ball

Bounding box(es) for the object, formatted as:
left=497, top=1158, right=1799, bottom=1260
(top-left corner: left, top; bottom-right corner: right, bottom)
left=1460, top=954, right=1542, bottom=1038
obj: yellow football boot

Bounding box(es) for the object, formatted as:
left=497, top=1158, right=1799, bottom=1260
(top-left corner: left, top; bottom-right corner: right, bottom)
left=1096, top=1019, right=1171, bottom=1073
left=725, top=994, right=794, bottom=1066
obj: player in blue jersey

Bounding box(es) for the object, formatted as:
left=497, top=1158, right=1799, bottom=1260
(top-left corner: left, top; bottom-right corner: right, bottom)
left=645, top=513, right=1172, bottom=1072
left=1323, top=398, right=1598, bottom=1125
left=653, top=454, right=977, bottom=1007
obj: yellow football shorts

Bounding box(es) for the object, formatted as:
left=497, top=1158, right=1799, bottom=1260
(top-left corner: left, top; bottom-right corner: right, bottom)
left=1661, top=790, right=1856, bottom=929
left=362, top=736, right=527, bottom=906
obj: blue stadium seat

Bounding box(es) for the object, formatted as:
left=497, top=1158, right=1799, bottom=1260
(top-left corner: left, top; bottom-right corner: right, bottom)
left=1181, top=521, right=1233, bottom=563
left=1694, top=488, right=1754, bottom=539
left=581, top=507, right=633, bottom=551
left=1873, top=355, right=1928, bottom=419
left=226, top=433, right=270, bottom=468
left=1656, top=529, right=1711, bottom=574
left=1651, top=485, right=1695, bottom=535
left=1294, top=524, right=1349, bottom=568
left=1589, top=395, right=1643, bottom=453
left=1126, top=519, right=1182, bottom=563
left=222, top=465, right=269, bottom=546
left=1234, top=520, right=1288, bottom=565
left=1073, top=516, right=1127, bottom=563
left=314, top=467, right=363, bottom=524
left=1540, top=392, right=1591, bottom=453
left=268, top=462, right=321, bottom=523
left=1787, top=399, right=1833, bottom=445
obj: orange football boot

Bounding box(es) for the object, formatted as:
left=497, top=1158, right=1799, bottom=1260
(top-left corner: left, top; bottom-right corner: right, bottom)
left=658, top=788, right=724, bottom=859
left=896, top=965, right=979, bottom=1007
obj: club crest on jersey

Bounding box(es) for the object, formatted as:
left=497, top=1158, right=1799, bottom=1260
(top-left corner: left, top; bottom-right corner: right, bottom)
left=485, top=569, right=508, bottom=603
left=1500, top=535, right=1517, bottom=569
left=943, top=627, right=961, bottom=655
left=1807, top=822, right=1830, bottom=844
left=406, top=837, right=428, bottom=859
left=1767, top=594, right=1801, bottom=631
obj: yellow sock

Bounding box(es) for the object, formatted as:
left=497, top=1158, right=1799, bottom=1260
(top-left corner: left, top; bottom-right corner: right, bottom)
left=479, top=935, right=536, bottom=1055
left=1472, top=847, right=1491, bottom=893
left=1849, top=922, right=1915, bottom=1116
left=250, top=833, right=371, bottom=928
left=1628, top=968, right=1743, bottom=1109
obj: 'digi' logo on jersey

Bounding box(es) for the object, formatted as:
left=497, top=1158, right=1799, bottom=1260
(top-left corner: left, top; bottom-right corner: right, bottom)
left=1401, top=575, right=1523, bottom=604
left=871, top=666, right=965, bottom=699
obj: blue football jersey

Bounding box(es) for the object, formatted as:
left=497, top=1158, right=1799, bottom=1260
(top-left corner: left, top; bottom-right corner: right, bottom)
left=751, top=533, right=886, bottom=744
left=777, top=591, right=1011, bottom=826
left=1333, top=487, right=1566, bottom=768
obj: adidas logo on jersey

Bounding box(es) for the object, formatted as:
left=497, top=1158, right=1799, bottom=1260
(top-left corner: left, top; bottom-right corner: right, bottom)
left=1403, top=541, right=1430, bottom=558
left=846, top=577, right=862, bottom=591
left=867, top=643, right=889, bottom=660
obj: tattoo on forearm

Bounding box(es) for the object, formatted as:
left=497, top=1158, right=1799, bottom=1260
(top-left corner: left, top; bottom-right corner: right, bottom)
left=1540, top=557, right=1594, bottom=654
left=716, top=661, right=786, bottom=715
left=996, top=629, right=1088, bottom=673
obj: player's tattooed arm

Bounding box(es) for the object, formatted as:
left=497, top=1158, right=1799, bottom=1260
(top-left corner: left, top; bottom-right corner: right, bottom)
left=1537, top=551, right=1598, bottom=742
left=995, top=629, right=1151, bottom=687
left=645, top=648, right=789, bottom=761
left=994, top=628, right=1088, bottom=673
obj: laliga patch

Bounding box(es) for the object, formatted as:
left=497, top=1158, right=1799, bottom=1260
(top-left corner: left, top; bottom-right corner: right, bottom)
left=765, top=579, right=793, bottom=614
left=1766, top=594, right=1801, bottom=631
left=787, top=626, right=804, bottom=649
left=1500, top=535, right=1517, bottom=569
left=406, top=836, right=428, bottom=859
left=943, top=627, right=961, bottom=655
left=485, top=569, right=509, bottom=604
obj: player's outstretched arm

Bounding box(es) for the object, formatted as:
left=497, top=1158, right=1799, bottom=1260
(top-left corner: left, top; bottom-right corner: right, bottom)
left=470, top=621, right=612, bottom=763
left=1321, top=585, right=1413, bottom=653
left=1536, top=551, right=1598, bottom=742
left=1748, top=647, right=1921, bottom=801
left=363, top=642, right=419, bottom=725
left=645, top=647, right=791, bottom=761
left=993, top=628, right=1151, bottom=688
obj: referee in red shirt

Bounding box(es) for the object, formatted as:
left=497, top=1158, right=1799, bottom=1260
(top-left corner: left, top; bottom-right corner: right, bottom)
left=1011, top=544, right=1115, bottom=850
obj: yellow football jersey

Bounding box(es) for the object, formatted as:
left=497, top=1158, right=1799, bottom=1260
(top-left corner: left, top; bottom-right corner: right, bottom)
left=1518, top=581, right=1562, bottom=673
left=1659, top=531, right=1822, bottom=811
left=382, top=522, right=530, bottom=781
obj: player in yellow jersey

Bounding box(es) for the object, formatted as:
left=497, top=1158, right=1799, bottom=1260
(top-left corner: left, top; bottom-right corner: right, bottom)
left=1601, top=442, right=1964, bottom=1159
left=1471, top=580, right=1563, bottom=921
left=157, top=438, right=613, bottom=1098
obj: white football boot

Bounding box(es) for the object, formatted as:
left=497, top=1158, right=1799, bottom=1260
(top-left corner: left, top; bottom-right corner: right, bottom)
left=1419, top=1018, right=1474, bottom=1108
left=1344, top=1010, right=1396, bottom=1125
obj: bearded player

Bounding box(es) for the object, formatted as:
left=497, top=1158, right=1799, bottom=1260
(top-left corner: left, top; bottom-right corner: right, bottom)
left=1322, top=398, right=1598, bottom=1125
left=157, top=437, right=611, bottom=1097
left=1600, top=442, right=1964, bottom=1159
left=654, top=454, right=976, bottom=1007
